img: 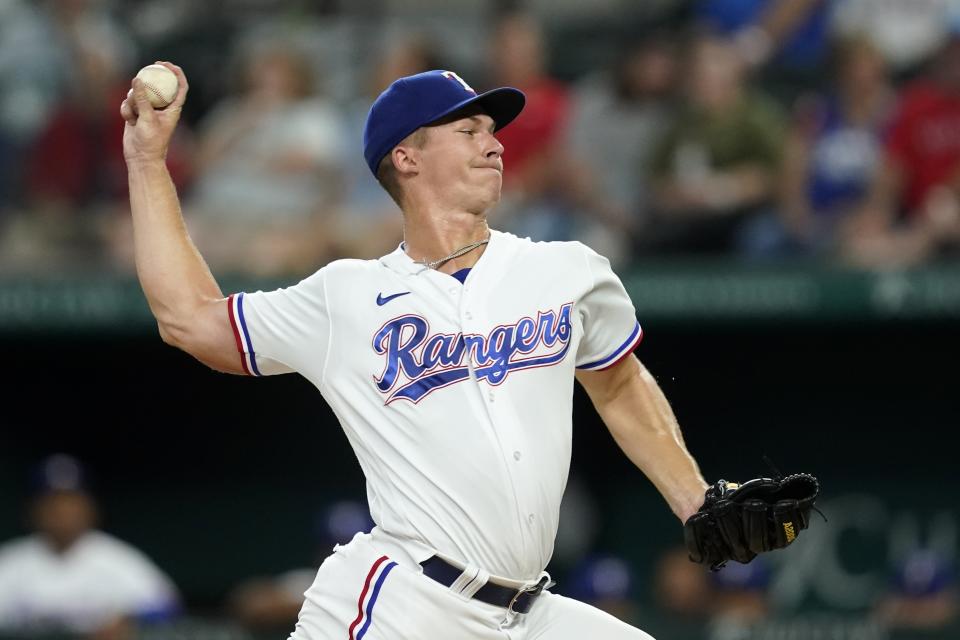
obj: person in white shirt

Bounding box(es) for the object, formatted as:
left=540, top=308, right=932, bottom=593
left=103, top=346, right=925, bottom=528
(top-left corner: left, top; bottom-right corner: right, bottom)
left=120, top=63, right=709, bottom=639
left=0, top=454, right=179, bottom=637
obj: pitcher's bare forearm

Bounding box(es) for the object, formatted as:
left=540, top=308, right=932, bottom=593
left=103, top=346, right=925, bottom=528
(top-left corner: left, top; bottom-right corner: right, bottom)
left=127, top=158, right=222, bottom=335
left=606, top=358, right=707, bottom=521
left=577, top=355, right=708, bottom=521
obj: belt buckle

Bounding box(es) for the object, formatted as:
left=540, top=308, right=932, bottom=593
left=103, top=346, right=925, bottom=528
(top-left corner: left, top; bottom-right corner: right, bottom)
left=507, top=575, right=550, bottom=614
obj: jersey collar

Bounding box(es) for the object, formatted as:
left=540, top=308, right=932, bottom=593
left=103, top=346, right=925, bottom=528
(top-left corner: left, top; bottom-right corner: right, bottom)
left=379, top=228, right=506, bottom=276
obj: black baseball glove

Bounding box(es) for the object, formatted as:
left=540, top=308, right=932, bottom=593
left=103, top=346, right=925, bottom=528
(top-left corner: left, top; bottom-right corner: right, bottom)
left=683, top=472, right=820, bottom=570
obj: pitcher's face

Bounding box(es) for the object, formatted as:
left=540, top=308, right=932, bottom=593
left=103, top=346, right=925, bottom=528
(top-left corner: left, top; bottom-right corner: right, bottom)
left=418, top=111, right=505, bottom=214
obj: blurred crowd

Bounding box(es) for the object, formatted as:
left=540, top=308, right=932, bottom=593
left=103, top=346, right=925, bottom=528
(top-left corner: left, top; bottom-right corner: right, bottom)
left=1, top=454, right=956, bottom=640
left=2, top=0, right=960, bottom=277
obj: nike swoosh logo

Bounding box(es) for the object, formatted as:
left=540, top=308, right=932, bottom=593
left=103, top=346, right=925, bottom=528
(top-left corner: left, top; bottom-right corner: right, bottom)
left=377, top=291, right=411, bottom=306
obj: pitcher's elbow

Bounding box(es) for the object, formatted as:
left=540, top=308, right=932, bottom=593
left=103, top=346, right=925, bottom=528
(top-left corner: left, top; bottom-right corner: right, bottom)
left=157, top=319, right=189, bottom=351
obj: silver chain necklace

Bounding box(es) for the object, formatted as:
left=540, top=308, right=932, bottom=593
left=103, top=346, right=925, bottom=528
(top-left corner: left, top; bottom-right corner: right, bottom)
left=416, top=234, right=490, bottom=270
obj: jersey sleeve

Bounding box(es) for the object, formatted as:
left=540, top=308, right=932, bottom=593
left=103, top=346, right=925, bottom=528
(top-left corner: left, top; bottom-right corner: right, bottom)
left=227, top=268, right=331, bottom=379
left=575, top=244, right=643, bottom=371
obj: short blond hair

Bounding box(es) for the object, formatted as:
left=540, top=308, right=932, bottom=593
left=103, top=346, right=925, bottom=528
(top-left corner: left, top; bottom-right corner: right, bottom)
left=376, top=128, right=429, bottom=207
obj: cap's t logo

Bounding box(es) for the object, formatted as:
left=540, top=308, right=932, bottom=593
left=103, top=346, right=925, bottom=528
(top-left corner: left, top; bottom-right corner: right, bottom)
left=442, top=71, right=476, bottom=94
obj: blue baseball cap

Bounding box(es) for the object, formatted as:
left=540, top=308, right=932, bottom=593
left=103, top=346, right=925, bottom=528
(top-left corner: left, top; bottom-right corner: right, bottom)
left=363, top=70, right=525, bottom=177
left=566, top=555, right=634, bottom=602
left=313, top=499, right=375, bottom=545
left=709, top=556, right=772, bottom=592
left=30, top=453, right=89, bottom=495
left=892, top=550, right=955, bottom=597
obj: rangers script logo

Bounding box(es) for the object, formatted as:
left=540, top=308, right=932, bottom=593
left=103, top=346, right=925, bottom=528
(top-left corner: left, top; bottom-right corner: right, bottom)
left=373, top=303, right=573, bottom=403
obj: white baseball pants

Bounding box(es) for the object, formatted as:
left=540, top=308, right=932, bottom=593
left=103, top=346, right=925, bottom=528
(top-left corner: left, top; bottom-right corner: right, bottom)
left=288, top=531, right=655, bottom=640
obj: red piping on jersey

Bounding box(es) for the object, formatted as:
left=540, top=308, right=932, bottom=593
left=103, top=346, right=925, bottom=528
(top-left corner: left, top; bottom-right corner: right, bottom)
left=598, top=328, right=644, bottom=371
left=227, top=294, right=251, bottom=376
left=348, top=555, right=389, bottom=640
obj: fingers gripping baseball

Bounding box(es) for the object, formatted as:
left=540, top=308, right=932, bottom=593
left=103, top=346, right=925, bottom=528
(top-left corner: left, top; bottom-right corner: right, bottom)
left=121, top=61, right=189, bottom=165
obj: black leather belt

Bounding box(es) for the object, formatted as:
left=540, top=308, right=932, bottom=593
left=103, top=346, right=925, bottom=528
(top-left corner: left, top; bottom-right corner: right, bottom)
left=420, top=555, right=550, bottom=614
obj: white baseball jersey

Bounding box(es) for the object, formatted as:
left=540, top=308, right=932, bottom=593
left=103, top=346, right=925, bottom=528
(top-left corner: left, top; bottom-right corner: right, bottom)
left=228, top=229, right=642, bottom=581
left=0, top=531, right=178, bottom=632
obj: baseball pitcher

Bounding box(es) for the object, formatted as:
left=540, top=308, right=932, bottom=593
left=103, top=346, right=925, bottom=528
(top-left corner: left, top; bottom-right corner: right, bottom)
left=121, top=63, right=817, bottom=639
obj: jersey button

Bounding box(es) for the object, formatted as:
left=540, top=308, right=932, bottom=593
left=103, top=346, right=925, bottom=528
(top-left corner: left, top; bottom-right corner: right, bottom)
left=488, top=390, right=495, bottom=402
left=465, top=311, right=473, bottom=320
left=528, top=514, right=535, bottom=524
left=513, top=451, right=522, bottom=461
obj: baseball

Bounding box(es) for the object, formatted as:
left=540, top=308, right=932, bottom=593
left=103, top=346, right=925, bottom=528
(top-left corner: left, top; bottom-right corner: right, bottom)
left=135, top=64, right=178, bottom=109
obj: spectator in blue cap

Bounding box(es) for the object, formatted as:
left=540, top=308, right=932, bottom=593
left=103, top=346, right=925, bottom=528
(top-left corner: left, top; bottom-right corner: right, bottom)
left=228, top=499, right=375, bottom=633
left=875, top=549, right=958, bottom=631
left=707, top=555, right=771, bottom=626
left=564, top=554, right=638, bottom=624
left=0, top=454, right=179, bottom=639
